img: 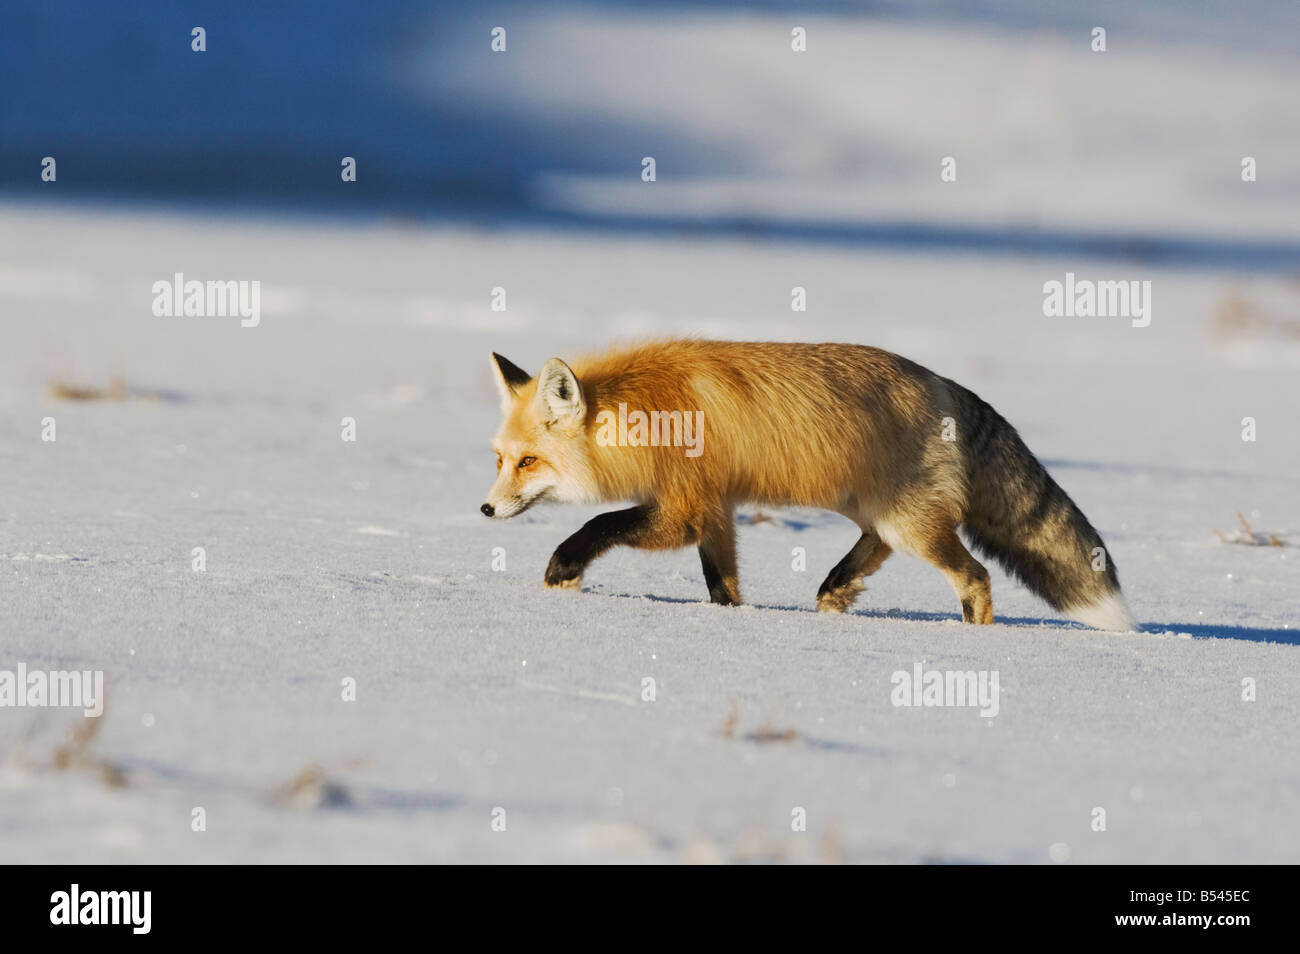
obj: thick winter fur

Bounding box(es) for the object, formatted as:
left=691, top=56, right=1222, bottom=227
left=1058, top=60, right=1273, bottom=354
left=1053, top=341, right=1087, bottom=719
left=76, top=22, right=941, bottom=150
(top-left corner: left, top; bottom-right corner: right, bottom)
left=483, top=339, right=1135, bottom=630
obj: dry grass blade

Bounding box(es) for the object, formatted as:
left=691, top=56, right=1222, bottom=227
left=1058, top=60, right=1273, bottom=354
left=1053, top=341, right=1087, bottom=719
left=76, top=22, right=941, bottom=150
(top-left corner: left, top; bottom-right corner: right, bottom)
left=49, top=374, right=127, bottom=402
left=744, top=722, right=798, bottom=744
left=271, top=763, right=353, bottom=808
left=48, top=703, right=129, bottom=788
left=720, top=700, right=738, bottom=739
left=1213, top=510, right=1287, bottom=547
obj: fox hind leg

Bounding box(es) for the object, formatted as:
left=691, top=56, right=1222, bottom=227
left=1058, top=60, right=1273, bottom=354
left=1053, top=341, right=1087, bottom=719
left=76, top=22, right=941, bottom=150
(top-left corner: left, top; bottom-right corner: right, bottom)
left=890, top=519, right=992, bottom=624
left=816, top=528, right=892, bottom=613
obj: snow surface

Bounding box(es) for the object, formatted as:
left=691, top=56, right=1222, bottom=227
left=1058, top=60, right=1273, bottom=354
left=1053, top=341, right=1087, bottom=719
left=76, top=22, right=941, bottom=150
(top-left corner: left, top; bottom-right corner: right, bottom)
left=1, top=0, right=1298, bottom=863
left=1, top=202, right=1296, bottom=863
left=419, top=5, right=1300, bottom=240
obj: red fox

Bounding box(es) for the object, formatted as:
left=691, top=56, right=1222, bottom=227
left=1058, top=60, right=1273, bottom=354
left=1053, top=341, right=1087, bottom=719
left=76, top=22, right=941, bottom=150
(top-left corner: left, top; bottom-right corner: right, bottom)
left=482, top=340, right=1135, bottom=631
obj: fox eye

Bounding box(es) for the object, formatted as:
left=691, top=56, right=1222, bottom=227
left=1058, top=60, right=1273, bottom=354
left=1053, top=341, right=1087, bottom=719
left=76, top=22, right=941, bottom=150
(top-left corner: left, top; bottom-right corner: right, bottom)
left=518, top=456, right=537, bottom=469
left=495, top=454, right=502, bottom=472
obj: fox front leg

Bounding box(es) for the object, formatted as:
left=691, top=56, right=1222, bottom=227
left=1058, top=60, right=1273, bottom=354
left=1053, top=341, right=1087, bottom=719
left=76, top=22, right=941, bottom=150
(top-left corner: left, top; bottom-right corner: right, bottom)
left=544, top=505, right=656, bottom=590
left=697, top=512, right=741, bottom=606
left=544, top=504, right=697, bottom=592
left=816, top=528, right=892, bottom=613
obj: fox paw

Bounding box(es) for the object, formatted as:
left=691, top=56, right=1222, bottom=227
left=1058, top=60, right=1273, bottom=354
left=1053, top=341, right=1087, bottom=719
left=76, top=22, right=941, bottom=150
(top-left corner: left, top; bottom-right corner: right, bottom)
left=816, top=593, right=848, bottom=614
left=960, top=597, right=994, bottom=624
left=816, top=578, right=864, bottom=614
left=543, top=551, right=584, bottom=590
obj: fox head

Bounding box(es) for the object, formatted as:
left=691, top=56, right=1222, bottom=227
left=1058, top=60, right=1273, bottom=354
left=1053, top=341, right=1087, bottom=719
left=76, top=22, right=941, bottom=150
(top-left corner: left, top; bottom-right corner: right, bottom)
left=481, top=352, right=597, bottom=519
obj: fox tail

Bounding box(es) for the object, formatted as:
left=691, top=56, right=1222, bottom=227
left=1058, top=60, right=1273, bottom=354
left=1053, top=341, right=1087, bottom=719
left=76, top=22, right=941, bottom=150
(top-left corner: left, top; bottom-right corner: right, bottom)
left=950, top=382, right=1136, bottom=631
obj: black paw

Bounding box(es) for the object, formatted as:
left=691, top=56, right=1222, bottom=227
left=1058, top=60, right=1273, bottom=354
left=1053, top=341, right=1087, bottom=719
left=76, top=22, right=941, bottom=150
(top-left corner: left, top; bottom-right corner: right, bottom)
left=544, top=549, right=585, bottom=590
left=707, top=585, right=741, bottom=607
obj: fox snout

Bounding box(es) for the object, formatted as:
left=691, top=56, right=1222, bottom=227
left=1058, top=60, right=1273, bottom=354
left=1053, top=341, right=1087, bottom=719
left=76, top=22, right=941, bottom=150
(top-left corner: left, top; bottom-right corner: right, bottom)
left=480, top=492, right=536, bottom=519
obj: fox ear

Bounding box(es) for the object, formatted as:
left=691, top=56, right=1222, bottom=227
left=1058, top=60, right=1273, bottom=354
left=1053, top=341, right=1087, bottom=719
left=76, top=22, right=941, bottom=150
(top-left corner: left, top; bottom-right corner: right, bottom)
left=536, top=358, right=585, bottom=426
left=490, top=352, right=531, bottom=411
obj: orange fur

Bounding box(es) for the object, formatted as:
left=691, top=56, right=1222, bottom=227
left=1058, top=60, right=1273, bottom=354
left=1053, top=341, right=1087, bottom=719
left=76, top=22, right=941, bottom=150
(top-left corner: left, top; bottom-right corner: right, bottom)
left=483, top=339, right=1134, bottom=629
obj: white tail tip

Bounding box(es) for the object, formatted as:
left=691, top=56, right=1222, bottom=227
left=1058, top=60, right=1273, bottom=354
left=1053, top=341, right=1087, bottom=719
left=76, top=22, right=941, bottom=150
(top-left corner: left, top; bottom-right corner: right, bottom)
left=1066, top=592, right=1137, bottom=632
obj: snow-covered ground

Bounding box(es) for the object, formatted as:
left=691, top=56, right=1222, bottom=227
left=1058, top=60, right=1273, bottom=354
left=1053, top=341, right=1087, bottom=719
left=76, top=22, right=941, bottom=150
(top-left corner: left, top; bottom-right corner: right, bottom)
left=2, top=0, right=1298, bottom=864
left=1, top=201, right=1296, bottom=863
left=418, top=4, right=1300, bottom=241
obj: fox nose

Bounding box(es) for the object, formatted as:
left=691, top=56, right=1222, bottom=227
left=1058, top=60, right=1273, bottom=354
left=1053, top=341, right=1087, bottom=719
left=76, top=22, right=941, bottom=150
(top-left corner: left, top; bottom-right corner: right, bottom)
left=480, top=503, right=495, bottom=517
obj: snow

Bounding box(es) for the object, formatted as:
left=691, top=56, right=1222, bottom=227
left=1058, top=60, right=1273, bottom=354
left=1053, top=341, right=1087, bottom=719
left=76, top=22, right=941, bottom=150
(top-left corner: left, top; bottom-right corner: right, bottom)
left=1, top=1, right=1298, bottom=863
left=426, top=7, right=1300, bottom=240
left=1, top=201, right=1295, bottom=863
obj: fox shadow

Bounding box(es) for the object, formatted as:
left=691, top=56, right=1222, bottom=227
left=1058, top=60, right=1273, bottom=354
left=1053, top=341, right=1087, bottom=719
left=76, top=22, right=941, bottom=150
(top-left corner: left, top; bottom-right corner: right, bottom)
left=619, top=592, right=1297, bottom=645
